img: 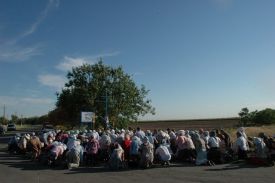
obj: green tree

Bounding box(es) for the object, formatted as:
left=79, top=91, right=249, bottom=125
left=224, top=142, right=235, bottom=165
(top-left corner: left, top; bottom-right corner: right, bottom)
left=253, top=108, right=275, bottom=125
left=0, top=116, right=8, bottom=125
left=10, top=114, right=19, bottom=124
left=238, top=107, right=250, bottom=126
left=49, top=60, right=155, bottom=128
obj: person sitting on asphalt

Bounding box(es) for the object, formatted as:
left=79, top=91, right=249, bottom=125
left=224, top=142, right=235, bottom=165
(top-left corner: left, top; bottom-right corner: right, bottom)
left=146, top=130, right=156, bottom=148
left=122, top=133, right=132, bottom=163
left=202, top=131, right=210, bottom=149
left=268, top=135, right=275, bottom=164
left=220, top=129, right=232, bottom=150
left=176, top=130, right=196, bottom=163
left=175, top=130, right=187, bottom=161
left=207, top=131, right=221, bottom=164
left=155, top=140, right=171, bottom=166
left=238, top=126, right=247, bottom=137
left=193, top=133, right=208, bottom=166
left=234, top=131, right=248, bottom=160
left=66, top=139, right=83, bottom=169
left=247, top=135, right=270, bottom=166
left=85, top=134, right=100, bottom=166
left=139, top=136, right=154, bottom=169
left=66, top=134, right=77, bottom=151
left=28, top=134, right=43, bottom=160
left=108, top=142, right=125, bottom=170
left=99, top=132, right=111, bottom=162
left=8, top=133, right=21, bottom=154
left=253, top=136, right=268, bottom=159
left=135, top=127, right=145, bottom=140
left=168, top=129, right=177, bottom=155
left=18, top=133, right=31, bottom=154
left=129, top=135, right=141, bottom=168
left=49, top=141, right=67, bottom=166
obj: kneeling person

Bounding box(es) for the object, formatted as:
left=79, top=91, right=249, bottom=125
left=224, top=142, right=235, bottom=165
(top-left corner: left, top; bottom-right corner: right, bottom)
left=155, top=140, right=171, bottom=166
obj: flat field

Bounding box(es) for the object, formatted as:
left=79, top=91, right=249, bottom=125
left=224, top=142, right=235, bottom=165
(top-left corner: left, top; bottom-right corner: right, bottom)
left=131, top=118, right=239, bottom=131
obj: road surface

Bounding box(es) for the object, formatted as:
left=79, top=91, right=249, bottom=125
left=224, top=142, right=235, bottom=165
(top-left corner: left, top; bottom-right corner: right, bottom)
left=0, top=135, right=274, bottom=183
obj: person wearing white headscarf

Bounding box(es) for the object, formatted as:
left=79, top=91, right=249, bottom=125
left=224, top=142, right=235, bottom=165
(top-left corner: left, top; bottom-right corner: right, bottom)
left=234, top=131, right=248, bottom=160
left=155, top=140, right=171, bottom=166
left=135, top=127, right=145, bottom=140
left=253, top=137, right=268, bottom=159
left=66, top=140, right=84, bottom=169
left=66, top=134, right=77, bottom=151
left=129, top=136, right=141, bottom=167
left=139, top=136, right=154, bottom=168
left=18, top=134, right=31, bottom=154
left=237, top=127, right=248, bottom=140
left=49, top=142, right=67, bottom=166
left=109, top=143, right=124, bottom=170
left=193, top=133, right=208, bottom=165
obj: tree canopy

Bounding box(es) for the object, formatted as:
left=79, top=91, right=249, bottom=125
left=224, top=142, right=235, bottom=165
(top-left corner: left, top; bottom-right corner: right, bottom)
left=49, top=60, right=155, bottom=128
left=238, top=107, right=275, bottom=126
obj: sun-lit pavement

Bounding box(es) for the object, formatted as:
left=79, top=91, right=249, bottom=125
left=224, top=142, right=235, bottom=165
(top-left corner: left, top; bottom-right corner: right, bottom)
left=0, top=137, right=274, bottom=183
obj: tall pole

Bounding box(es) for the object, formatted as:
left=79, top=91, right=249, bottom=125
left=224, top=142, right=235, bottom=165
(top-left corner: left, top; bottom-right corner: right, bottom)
left=105, top=89, right=108, bottom=118
left=3, top=104, right=5, bottom=119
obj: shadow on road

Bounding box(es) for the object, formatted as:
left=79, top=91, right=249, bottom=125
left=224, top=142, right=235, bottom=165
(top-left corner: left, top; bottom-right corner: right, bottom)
left=2, top=147, right=272, bottom=174
left=204, top=160, right=270, bottom=171
left=0, top=151, right=65, bottom=171
left=0, top=149, right=197, bottom=174
left=64, top=163, right=192, bottom=175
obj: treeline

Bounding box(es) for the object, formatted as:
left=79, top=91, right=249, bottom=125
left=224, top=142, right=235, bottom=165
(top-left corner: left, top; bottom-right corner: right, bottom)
left=238, top=107, right=275, bottom=126
left=0, top=114, right=48, bottom=125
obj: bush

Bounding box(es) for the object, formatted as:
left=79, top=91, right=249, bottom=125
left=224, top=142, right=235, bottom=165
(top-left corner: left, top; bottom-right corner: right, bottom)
left=253, top=108, right=275, bottom=125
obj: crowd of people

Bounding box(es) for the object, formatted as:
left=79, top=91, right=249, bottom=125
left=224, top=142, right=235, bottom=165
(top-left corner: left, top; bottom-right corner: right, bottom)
left=7, top=126, right=275, bottom=170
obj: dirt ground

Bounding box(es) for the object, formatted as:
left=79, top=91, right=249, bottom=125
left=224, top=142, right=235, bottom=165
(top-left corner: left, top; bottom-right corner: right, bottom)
left=130, top=118, right=239, bottom=131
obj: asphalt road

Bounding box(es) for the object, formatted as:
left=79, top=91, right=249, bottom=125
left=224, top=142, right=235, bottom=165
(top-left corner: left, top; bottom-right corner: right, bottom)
left=0, top=136, right=275, bottom=183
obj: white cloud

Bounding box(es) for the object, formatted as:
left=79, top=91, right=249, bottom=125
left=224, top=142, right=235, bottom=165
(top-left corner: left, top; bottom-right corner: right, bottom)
left=14, top=0, right=60, bottom=43
left=0, top=44, right=42, bottom=62
left=56, top=56, right=95, bottom=72
left=56, top=52, right=120, bottom=72
left=0, top=0, right=59, bottom=62
left=38, top=74, right=66, bottom=90
left=39, top=51, right=120, bottom=90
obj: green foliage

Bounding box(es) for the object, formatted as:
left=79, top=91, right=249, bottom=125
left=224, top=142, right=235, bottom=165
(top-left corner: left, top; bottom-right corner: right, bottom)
left=20, top=115, right=48, bottom=125
left=238, top=107, right=275, bottom=126
left=49, top=60, right=155, bottom=128
left=238, top=107, right=250, bottom=126
left=253, top=108, right=275, bottom=125
left=0, top=117, right=8, bottom=125
left=10, top=114, right=19, bottom=124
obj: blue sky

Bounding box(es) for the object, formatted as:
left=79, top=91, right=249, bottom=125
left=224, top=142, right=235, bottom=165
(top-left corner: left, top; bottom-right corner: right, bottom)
left=0, top=0, right=275, bottom=120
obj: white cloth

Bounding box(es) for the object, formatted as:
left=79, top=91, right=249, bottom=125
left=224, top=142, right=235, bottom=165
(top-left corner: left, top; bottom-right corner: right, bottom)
left=236, top=136, right=248, bottom=151
left=155, top=145, right=171, bottom=161
left=169, top=131, right=177, bottom=140
left=208, top=137, right=221, bottom=148
left=135, top=130, right=145, bottom=139
left=254, top=137, right=267, bottom=158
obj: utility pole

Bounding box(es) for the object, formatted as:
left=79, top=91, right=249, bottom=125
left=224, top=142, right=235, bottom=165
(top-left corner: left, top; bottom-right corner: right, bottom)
left=21, top=115, right=23, bottom=127
left=105, top=89, right=108, bottom=120
left=3, top=104, right=5, bottom=119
